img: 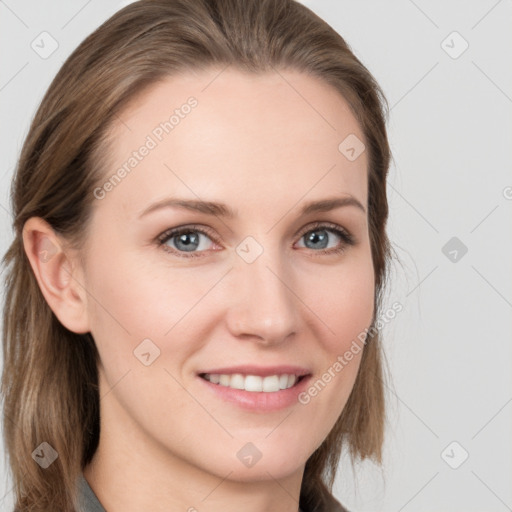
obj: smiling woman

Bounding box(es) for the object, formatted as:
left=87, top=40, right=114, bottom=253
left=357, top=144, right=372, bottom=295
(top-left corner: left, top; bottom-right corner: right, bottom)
left=0, top=1, right=392, bottom=511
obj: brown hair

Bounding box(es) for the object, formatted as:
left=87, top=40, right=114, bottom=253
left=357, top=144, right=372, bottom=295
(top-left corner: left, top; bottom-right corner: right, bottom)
left=1, top=0, right=392, bottom=510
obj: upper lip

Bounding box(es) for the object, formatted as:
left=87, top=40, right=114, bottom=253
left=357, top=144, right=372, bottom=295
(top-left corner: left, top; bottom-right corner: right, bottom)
left=198, top=365, right=311, bottom=377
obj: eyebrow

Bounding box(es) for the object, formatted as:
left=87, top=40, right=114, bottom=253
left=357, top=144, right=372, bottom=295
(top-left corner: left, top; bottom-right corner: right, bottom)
left=138, top=195, right=366, bottom=219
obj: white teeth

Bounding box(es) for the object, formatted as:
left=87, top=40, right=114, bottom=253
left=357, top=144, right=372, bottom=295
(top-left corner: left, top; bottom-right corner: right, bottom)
left=230, top=373, right=245, bottom=390
left=245, top=375, right=263, bottom=392
left=262, top=375, right=280, bottom=392
left=202, top=373, right=301, bottom=392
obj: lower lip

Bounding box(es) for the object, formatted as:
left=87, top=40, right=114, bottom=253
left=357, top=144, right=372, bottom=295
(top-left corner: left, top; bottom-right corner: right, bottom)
left=197, top=375, right=312, bottom=412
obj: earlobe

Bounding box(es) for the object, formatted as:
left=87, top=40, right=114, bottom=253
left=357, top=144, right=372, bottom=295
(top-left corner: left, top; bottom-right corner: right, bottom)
left=22, top=217, right=90, bottom=334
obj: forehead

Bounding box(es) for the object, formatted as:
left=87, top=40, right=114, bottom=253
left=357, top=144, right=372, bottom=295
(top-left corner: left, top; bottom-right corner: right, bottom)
left=98, top=68, right=368, bottom=219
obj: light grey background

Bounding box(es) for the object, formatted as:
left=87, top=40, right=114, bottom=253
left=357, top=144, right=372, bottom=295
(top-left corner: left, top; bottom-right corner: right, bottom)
left=1, top=1, right=511, bottom=511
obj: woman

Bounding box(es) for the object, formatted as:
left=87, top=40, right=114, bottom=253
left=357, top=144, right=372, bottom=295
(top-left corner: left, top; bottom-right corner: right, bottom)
left=1, top=0, right=392, bottom=510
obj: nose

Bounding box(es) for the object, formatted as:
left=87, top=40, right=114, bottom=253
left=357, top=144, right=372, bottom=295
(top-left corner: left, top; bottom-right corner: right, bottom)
left=225, top=244, right=299, bottom=346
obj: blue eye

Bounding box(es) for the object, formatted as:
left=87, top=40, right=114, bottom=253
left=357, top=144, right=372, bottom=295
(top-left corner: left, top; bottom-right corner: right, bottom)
left=157, top=222, right=354, bottom=258
left=158, top=226, right=217, bottom=257
left=297, top=223, right=354, bottom=254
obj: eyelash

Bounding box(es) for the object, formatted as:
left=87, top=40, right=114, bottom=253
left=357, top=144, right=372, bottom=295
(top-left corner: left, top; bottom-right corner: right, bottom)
left=156, top=222, right=355, bottom=259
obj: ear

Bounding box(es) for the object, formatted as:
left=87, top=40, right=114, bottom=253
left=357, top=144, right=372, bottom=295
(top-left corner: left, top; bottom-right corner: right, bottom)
left=22, top=217, right=90, bottom=334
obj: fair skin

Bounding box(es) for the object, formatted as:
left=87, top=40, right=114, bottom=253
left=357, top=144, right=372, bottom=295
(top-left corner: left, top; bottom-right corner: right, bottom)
left=23, top=68, right=374, bottom=512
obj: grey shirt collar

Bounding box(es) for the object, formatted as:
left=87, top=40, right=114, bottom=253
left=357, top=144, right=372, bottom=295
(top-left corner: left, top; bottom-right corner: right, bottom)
left=78, top=473, right=106, bottom=512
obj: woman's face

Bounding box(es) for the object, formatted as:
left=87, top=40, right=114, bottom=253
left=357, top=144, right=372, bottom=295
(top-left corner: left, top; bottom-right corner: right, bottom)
left=80, top=68, right=374, bottom=482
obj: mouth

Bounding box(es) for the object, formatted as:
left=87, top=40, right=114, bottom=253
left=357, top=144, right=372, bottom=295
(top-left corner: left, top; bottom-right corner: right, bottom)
left=199, top=372, right=309, bottom=393
left=196, top=366, right=313, bottom=412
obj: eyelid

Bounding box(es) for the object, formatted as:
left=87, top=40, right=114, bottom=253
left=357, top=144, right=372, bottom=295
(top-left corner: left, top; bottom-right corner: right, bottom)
left=157, top=224, right=218, bottom=243
left=296, top=221, right=354, bottom=243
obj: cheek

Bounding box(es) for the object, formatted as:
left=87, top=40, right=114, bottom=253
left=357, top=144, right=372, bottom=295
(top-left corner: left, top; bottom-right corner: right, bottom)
left=83, top=247, right=241, bottom=427
left=294, top=255, right=374, bottom=434
left=306, top=253, right=375, bottom=351
left=85, top=244, right=218, bottom=337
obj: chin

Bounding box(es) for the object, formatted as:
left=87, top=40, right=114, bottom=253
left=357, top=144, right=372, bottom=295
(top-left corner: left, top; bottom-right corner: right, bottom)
left=220, top=458, right=306, bottom=483
left=205, top=438, right=310, bottom=483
